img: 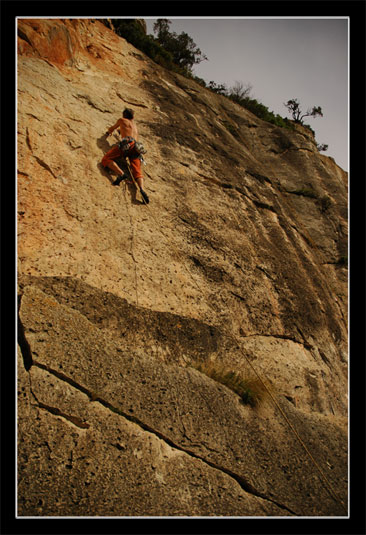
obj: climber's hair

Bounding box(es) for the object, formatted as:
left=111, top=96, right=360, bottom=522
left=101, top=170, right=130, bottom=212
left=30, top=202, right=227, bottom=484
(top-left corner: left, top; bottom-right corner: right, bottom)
left=123, top=108, right=134, bottom=119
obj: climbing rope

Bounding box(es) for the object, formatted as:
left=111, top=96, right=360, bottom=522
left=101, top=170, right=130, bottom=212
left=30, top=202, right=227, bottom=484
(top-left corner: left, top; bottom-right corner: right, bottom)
left=222, top=188, right=348, bottom=513
left=122, top=176, right=139, bottom=308
left=181, top=249, right=346, bottom=510
left=159, top=175, right=347, bottom=512
left=226, top=327, right=347, bottom=512
left=118, top=153, right=347, bottom=513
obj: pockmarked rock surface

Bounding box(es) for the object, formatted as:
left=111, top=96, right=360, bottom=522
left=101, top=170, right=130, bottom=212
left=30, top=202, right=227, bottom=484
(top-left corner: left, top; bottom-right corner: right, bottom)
left=17, top=19, right=348, bottom=517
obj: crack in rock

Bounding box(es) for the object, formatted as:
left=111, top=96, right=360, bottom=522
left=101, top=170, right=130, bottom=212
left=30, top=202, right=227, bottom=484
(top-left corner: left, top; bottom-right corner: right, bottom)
left=245, top=170, right=273, bottom=185
left=17, top=296, right=33, bottom=372
left=33, top=155, right=58, bottom=178
left=195, top=172, right=276, bottom=214
left=30, top=386, right=90, bottom=429
left=39, top=402, right=90, bottom=429
left=29, top=358, right=296, bottom=515
left=252, top=199, right=276, bottom=212
left=73, top=92, right=111, bottom=113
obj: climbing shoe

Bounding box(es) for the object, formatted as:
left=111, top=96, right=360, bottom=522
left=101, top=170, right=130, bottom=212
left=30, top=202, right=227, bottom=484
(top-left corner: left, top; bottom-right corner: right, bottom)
left=140, top=189, right=150, bottom=204
left=112, top=174, right=127, bottom=186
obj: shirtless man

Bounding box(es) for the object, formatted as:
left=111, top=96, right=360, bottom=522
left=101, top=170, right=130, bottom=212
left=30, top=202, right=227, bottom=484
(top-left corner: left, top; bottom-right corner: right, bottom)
left=101, top=108, right=149, bottom=203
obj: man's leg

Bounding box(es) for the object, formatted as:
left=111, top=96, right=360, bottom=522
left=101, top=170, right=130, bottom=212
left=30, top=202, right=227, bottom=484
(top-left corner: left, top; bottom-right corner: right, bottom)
left=107, top=161, right=128, bottom=186
left=129, top=158, right=149, bottom=203
left=105, top=160, right=124, bottom=175
left=135, top=176, right=145, bottom=190
left=101, top=146, right=126, bottom=185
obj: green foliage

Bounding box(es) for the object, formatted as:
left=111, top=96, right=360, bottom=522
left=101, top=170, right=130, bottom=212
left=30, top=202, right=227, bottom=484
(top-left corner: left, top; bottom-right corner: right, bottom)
left=284, top=98, right=323, bottom=124
left=207, top=80, right=228, bottom=95
left=192, top=75, right=208, bottom=88
left=153, top=19, right=208, bottom=75
left=316, top=142, right=329, bottom=152
left=240, top=97, right=291, bottom=128
left=228, top=81, right=253, bottom=103
left=191, top=360, right=268, bottom=408
left=111, top=19, right=177, bottom=71
left=111, top=19, right=208, bottom=77
left=108, top=21, right=305, bottom=133
left=209, top=80, right=292, bottom=129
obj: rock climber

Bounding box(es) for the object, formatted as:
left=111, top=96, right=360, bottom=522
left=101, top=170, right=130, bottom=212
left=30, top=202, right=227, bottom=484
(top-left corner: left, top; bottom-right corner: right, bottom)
left=101, top=108, right=149, bottom=204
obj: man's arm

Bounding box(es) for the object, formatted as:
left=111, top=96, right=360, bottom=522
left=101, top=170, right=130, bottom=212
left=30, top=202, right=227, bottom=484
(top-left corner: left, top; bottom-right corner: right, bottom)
left=106, top=120, right=120, bottom=137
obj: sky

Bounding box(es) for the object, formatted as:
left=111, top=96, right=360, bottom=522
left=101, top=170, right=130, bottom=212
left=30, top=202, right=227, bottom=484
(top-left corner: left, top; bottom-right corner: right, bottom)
left=145, top=17, right=349, bottom=172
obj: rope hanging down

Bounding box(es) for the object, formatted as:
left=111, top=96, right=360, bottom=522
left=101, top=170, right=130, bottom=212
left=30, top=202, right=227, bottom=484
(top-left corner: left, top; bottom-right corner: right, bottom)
left=225, top=327, right=347, bottom=513
left=223, top=188, right=347, bottom=513
left=122, top=175, right=139, bottom=308
left=119, top=159, right=347, bottom=514
left=167, top=178, right=347, bottom=513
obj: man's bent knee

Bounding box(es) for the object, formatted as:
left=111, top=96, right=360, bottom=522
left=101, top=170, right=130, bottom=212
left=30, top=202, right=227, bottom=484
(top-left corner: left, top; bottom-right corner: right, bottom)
left=101, top=156, right=111, bottom=167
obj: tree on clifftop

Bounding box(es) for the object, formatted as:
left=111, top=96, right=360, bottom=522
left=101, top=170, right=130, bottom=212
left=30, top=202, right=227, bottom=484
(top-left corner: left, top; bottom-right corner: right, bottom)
left=110, top=19, right=175, bottom=70
left=284, top=98, right=323, bottom=124
left=153, top=19, right=208, bottom=75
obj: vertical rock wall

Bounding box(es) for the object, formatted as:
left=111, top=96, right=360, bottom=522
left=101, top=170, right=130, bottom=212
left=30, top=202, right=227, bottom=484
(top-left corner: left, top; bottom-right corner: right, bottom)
left=17, top=19, right=348, bottom=517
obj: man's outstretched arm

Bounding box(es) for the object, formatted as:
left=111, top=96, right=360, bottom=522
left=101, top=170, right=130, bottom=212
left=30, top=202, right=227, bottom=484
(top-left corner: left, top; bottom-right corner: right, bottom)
left=106, top=120, right=120, bottom=137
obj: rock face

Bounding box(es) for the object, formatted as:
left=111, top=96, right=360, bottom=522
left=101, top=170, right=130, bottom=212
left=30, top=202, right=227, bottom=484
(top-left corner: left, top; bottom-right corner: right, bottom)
left=17, top=19, right=348, bottom=516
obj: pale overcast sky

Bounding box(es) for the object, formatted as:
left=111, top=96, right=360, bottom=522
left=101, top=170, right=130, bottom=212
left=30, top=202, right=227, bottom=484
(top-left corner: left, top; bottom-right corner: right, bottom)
left=145, top=17, right=349, bottom=172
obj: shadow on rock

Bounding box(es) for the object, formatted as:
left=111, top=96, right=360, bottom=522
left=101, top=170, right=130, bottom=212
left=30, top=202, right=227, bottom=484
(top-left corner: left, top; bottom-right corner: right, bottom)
left=97, top=162, right=142, bottom=206
left=96, top=132, right=115, bottom=153
left=96, top=162, right=115, bottom=185
left=126, top=180, right=142, bottom=205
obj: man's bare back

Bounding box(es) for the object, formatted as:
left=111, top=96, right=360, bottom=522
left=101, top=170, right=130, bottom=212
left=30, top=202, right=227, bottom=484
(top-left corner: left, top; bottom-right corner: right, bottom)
left=107, top=117, right=138, bottom=140
left=103, top=107, right=149, bottom=203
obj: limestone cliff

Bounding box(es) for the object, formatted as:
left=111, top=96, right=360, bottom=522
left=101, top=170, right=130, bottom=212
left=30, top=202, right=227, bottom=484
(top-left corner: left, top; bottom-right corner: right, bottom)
left=17, top=19, right=348, bottom=517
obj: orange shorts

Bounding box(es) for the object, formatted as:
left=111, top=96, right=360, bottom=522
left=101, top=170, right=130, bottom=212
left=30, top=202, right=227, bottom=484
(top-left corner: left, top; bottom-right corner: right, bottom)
left=101, top=144, right=143, bottom=180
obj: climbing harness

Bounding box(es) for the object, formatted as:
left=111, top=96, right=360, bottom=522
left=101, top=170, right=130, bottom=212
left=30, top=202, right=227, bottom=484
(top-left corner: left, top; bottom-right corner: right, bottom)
left=119, top=137, right=147, bottom=161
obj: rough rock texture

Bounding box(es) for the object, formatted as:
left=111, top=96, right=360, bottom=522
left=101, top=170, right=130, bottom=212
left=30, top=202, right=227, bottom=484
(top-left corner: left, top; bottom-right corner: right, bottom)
left=17, top=19, right=348, bottom=517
